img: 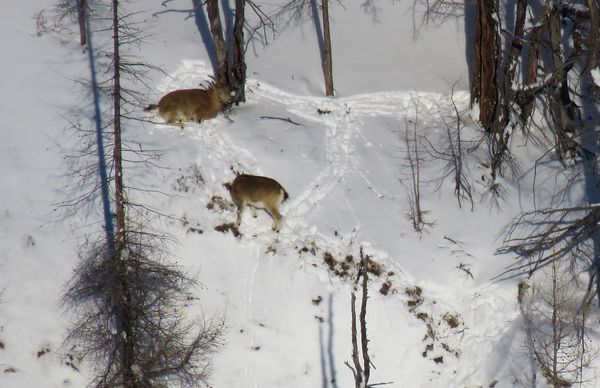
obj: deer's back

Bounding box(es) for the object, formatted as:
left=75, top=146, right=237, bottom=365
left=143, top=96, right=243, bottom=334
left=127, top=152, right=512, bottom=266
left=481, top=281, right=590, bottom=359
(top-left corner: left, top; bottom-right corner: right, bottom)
left=158, top=89, right=209, bottom=114
left=231, top=175, right=286, bottom=204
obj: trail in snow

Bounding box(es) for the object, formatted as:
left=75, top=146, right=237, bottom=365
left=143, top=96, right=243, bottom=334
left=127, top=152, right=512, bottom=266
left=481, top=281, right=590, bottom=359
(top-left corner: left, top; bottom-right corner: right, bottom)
left=152, top=60, right=489, bottom=291
left=149, top=60, right=519, bottom=386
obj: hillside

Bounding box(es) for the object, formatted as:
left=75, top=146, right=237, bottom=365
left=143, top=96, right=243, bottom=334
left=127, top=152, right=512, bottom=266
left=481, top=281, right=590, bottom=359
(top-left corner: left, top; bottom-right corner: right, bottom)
left=1, top=1, right=593, bottom=388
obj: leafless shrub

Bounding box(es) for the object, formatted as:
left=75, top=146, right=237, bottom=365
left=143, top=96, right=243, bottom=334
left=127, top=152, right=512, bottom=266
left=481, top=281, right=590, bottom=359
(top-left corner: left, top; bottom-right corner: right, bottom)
left=403, top=95, right=432, bottom=232
left=426, top=81, right=475, bottom=210
left=63, top=230, right=224, bottom=387
left=481, top=179, right=509, bottom=212
left=520, top=262, right=597, bottom=387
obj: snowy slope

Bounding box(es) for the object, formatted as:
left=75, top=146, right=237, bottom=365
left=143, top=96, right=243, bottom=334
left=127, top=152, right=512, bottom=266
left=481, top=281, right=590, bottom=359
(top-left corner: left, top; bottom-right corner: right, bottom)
left=142, top=59, right=525, bottom=387
left=0, top=1, right=588, bottom=388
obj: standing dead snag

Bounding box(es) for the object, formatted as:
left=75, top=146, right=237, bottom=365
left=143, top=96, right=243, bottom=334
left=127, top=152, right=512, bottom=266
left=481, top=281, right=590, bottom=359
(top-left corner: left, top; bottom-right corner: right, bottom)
left=205, top=0, right=229, bottom=85
left=470, top=0, right=499, bottom=132
left=231, top=0, right=247, bottom=104
left=58, top=1, right=226, bottom=386
left=345, top=250, right=392, bottom=387
left=77, top=0, right=87, bottom=46
left=200, top=0, right=275, bottom=104
left=273, top=0, right=335, bottom=96
left=358, top=256, right=370, bottom=385
left=346, top=248, right=373, bottom=388
left=321, top=0, right=334, bottom=96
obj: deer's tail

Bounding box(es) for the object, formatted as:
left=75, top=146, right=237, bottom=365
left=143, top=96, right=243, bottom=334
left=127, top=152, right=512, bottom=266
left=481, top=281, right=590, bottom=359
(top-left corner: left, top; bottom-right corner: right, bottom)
left=144, top=104, right=158, bottom=112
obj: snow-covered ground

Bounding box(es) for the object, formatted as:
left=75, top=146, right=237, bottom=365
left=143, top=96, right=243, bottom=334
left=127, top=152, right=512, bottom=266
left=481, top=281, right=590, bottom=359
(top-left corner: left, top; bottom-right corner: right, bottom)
left=1, top=1, right=594, bottom=387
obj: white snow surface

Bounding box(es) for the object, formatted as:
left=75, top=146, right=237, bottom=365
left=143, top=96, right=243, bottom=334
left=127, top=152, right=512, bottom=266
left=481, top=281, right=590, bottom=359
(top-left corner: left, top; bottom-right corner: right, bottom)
left=1, top=1, right=595, bottom=388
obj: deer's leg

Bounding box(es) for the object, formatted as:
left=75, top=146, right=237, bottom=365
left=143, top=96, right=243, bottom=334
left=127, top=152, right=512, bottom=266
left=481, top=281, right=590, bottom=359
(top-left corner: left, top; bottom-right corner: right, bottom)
left=235, top=202, right=245, bottom=227
left=266, top=207, right=283, bottom=232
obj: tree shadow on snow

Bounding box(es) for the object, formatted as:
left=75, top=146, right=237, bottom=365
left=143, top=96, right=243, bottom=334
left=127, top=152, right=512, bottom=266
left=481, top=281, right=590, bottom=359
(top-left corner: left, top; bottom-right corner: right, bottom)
left=319, top=294, right=339, bottom=388
left=190, top=0, right=219, bottom=76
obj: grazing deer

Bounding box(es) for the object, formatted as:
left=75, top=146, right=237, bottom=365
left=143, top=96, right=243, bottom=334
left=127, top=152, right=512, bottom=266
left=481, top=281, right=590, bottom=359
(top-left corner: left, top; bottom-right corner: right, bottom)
left=229, top=174, right=289, bottom=232
left=145, top=80, right=231, bottom=128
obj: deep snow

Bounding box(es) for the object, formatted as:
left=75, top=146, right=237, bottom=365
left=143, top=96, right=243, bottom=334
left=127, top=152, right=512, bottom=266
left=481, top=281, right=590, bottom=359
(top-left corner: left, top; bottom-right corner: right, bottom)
left=1, top=1, right=594, bottom=387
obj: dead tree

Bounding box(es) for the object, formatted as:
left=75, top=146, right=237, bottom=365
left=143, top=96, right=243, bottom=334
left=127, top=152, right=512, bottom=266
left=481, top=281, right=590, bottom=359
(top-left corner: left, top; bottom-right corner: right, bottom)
left=321, top=0, right=334, bottom=96
left=231, top=0, right=247, bottom=103
left=417, top=1, right=600, bottom=302
left=54, top=1, right=225, bottom=386
left=35, top=0, right=88, bottom=44
left=206, top=0, right=230, bottom=85
left=344, top=249, right=392, bottom=387
left=521, top=262, right=596, bottom=386
left=198, top=0, right=274, bottom=104
left=546, top=4, right=578, bottom=160
left=77, top=0, right=87, bottom=45
left=426, top=82, right=474, bottom=210
left=346, top=249, right=371, bottom=388
left=495, top=1, right=600, bottom=301
left=404, top=95, right=430, bottom=231
left=274, top=0, right=336, bottom=96
left=470, top=0, right=499, bottom=133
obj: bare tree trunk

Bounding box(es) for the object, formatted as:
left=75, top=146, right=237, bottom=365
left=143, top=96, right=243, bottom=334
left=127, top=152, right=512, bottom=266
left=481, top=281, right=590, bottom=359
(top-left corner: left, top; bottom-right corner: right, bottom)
left=406, top=96, right=426, bottom=231
left=112, top=1, right=125, bottom=255
left=548, top=5, right=576, bottom=158
left=349, top=291, right=363, bottom=388
left=77, top=0, right=87, bottom=46
left=231, top=0, right=247, bottom=104
left=519, top=23, right=545, bottom=124
left=470, top=0, right=498, bottom=132
left=206, top=0, right=229, bottom=84
left=321, top=0, right=334, bottom=96
left=497, top=0, right=527, bottom=131
left=111, top=2, right=137, bottom=386
left=580, top=1, right=600, bottom=305
left=346, top=249, right=374, bottom=388
left=359, top=257, right=370, bottom=384
left=63, top=2, right=225, bottom=386
left=585, top=0, right=599, bottom=75
left=470, top=0, right=481, bottom=106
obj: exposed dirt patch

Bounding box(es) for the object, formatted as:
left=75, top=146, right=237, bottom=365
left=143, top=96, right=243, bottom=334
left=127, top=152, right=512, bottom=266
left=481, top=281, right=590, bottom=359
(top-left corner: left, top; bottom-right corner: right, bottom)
left=215, top=222, right=240, bottom=238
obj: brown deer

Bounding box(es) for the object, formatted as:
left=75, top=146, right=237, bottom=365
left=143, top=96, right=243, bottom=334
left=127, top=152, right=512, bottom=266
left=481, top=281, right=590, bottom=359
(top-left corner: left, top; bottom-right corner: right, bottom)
left=145, top=80, right=231, bottom=128
left=229, top=174, right=289, bottom=232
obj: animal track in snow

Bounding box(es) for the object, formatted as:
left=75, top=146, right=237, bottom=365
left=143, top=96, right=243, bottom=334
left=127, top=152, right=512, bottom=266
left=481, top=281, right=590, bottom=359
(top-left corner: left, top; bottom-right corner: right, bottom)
left=154, top=60, right=472, bottom=293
